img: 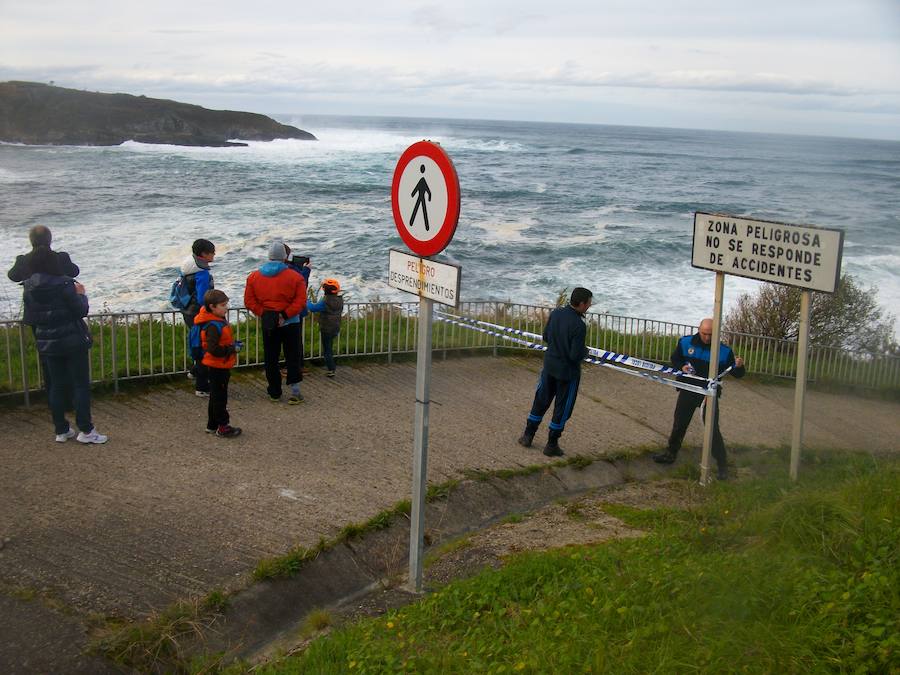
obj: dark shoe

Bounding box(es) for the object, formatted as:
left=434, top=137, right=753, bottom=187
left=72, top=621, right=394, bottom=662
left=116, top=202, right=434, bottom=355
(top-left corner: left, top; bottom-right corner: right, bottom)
left=653, top=451, right=677, bottom=464
left=517, top=433, right=534, bottom=448
left=543, top=440, right=564, bottom=457
left=216, top=425, right=242, bottom=438
left=326, top=370, right=335, bottom=378
left=288, top=394, right=304, bottom=405
left=205, top=427, right=216, bottom=434
left=717, top=466, right=730, bottom=481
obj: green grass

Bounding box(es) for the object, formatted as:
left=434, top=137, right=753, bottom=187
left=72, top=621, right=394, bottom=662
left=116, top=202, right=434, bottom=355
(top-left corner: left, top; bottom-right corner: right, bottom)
left=259, top=452, right=900, bottom=674
left=424, top=536, right=474, bottom=569
left=253, top=540, right=328, bottom=581
left=253, top=500, right=415, bottom=582
left=299, top=609, right=334, bottom=638
left=91, top=590, right=229, bottom=671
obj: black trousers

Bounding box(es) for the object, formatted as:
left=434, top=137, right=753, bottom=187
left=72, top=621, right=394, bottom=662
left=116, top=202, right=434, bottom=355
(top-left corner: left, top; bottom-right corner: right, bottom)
left=262, top=322, right=301, bottom=398
left=46, top=350, right=93, bottom=434
left=525, top=369, right=580, bottom=440
left=207, top=367, right=230, bottom=430
left=667, top=390, right=726, bottom=468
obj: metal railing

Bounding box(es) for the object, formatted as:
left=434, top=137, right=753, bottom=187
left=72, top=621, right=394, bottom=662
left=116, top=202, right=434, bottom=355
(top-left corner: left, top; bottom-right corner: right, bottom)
left=2, top=301, right=899, bottom=404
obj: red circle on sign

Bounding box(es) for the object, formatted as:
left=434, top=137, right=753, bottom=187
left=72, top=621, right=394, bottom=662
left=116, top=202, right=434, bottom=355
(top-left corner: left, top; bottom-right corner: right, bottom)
left=391, top=140, right=460, bottom=257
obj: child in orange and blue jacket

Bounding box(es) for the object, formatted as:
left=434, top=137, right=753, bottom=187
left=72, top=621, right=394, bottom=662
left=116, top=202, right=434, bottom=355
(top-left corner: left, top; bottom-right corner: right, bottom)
left=192, top=289, right=243, bottom=437
left=307, top=278, right=343, bottom=377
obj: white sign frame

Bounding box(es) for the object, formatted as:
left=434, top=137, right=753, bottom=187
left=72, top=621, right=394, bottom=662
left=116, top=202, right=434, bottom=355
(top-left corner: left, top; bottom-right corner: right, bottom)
left=388, top=249, right=461, bottom=308
left=692, top=212, right=844, bottom=294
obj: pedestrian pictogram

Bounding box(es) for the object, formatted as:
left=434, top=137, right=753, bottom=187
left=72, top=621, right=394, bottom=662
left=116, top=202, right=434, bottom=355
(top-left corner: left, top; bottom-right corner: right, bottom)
left=409, top=165, right=432, bottom=230
left=391, top=141, right=460, bottom=257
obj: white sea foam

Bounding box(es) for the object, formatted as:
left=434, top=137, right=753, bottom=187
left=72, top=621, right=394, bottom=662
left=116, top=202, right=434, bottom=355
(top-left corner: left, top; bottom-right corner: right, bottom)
left=469, top=218, right=535, bottom=242
left=0, top=167, right=26, bottom=184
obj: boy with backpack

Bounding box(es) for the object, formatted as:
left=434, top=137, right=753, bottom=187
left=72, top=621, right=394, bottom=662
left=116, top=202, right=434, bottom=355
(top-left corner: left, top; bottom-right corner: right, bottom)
left=171, top=239, right=216, bottom=397
left=307, top=278, right=344, bottom=377
left=191, top=289, right=242, bottom=438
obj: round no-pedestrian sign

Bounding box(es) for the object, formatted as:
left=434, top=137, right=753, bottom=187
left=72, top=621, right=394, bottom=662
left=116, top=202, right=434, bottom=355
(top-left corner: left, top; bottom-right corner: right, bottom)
left=391, top=140, right=460, bottom=257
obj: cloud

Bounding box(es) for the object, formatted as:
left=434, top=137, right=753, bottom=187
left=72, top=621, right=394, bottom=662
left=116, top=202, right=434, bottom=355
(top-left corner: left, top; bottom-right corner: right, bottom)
left=522, top=65, right=889, bottom=97
left=150, top=29, right=211, bottom=35
left=409, top=5, right=478, bottom=35
left=6, top=58, right=891, bottom=100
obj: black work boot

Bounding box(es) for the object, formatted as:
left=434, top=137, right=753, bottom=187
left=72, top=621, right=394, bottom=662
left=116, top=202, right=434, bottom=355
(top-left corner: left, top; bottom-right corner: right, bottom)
left=543, top=431, right=564, bottom=457
left=518, top=421, right=539, bottom=448
left=653, top=450, right=677, bottom=464
left=517, top=432, right=534, bottom=448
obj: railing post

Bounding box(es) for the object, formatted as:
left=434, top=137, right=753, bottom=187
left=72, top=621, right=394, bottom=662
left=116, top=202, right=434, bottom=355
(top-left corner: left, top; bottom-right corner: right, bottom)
left=110, top=314, right=119, bottom=394
left=19, top=322, right=30, bottom=408
left=387, top=304, right=394, bottom=364
left=493, top=302, right=499, bottom=357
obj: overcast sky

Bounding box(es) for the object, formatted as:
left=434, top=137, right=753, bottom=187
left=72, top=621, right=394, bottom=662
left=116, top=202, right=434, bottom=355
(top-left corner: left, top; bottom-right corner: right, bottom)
left=3, top=0, right=900, bottom=139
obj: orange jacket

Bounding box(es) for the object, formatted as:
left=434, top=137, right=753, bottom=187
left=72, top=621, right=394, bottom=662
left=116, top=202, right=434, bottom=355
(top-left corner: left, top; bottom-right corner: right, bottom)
left=194, top=306, right=237, bottom=370
left=243, top=263, right=307, bottom=319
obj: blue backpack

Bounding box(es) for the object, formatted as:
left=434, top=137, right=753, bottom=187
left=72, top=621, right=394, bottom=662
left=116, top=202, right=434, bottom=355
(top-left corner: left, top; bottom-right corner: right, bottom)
left=169, top=274, right=193, bottom=310
left=188, top=320, right=226, bottom=356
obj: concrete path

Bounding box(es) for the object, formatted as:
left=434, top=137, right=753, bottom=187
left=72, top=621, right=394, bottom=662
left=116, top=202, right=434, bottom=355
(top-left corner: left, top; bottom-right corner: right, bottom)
left=1, top=355, right=898, bottom=672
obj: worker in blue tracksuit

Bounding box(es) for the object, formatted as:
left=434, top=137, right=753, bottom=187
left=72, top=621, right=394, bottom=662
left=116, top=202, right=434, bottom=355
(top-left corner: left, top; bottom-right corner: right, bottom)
left=653, top=318, right=746, bottom=479
left=518, top=287, right=593, bottom=457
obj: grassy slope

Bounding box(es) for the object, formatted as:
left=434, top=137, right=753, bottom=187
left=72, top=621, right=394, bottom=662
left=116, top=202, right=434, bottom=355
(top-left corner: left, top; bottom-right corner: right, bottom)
left=258, top=453, right=899, bottom=674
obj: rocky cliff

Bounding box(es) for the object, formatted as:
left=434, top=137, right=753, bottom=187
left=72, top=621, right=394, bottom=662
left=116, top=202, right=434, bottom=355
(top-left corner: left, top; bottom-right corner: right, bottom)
left=0, top=81, right=316, bottom=147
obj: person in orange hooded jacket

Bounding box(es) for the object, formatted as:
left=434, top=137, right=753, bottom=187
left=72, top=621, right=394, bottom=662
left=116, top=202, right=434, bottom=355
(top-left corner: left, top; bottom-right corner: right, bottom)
left=243, top=241, right=307, bottom=403
left=193, top=289, right=242, bottom=437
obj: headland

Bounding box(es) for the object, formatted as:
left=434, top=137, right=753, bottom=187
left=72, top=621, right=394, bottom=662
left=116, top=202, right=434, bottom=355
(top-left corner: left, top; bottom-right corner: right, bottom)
left=0, top=81, right=316, bottom=147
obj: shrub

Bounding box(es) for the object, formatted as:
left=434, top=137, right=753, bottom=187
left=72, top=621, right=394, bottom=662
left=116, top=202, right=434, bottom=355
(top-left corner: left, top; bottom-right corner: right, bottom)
left=725, top=274, right=898, bottom=354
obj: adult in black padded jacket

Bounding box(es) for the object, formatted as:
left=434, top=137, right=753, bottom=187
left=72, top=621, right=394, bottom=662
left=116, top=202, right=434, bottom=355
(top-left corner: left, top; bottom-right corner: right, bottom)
left=20, top=243, right=108, bottom=445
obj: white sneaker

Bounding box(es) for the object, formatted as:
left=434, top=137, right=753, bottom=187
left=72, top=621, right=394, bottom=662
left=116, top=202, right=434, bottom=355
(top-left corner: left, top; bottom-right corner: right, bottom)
left=195, top=390, right=210, bottom=398
left=77, top=429, right=109, bottom=444
left=55, top=428, right=77, bottom=443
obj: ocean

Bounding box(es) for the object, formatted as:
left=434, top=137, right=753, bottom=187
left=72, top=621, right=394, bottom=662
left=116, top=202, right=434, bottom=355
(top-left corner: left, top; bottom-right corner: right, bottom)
left=1, top=115, right=898, bottom=332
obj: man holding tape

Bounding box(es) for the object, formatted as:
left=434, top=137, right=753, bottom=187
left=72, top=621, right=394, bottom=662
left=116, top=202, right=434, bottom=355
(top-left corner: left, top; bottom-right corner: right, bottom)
left=517, top=287, right=593, bottom=457
left=653, top=318, right=745, bottom=479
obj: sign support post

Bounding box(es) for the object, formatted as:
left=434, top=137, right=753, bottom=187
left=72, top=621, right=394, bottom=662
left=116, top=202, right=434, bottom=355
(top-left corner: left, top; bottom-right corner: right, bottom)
left=790, top=290, right=811, bottom=482
left=700, top=271, right=725, bottom=486
left=408, top=296, right=433, bottom=591
left=389, top=140, right=461, bottom=593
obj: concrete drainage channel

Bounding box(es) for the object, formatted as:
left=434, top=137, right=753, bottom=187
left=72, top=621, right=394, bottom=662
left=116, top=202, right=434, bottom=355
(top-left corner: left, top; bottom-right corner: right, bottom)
left=183, top=451, right=679, bottom=668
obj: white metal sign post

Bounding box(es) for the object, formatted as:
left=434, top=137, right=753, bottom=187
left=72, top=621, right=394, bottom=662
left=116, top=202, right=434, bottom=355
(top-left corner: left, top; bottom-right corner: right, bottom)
left=790, top=291, right=811, bottom=481
left=692, top=212, right=843, bottom=482
left=390, top=141, right=460, bottom=591
left=700, top=272, right=725, bottom=486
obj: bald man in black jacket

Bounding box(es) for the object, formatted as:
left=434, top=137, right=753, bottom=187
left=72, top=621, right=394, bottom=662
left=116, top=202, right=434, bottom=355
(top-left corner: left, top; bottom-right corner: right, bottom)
left=8, top=225, right=80, bottom=282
